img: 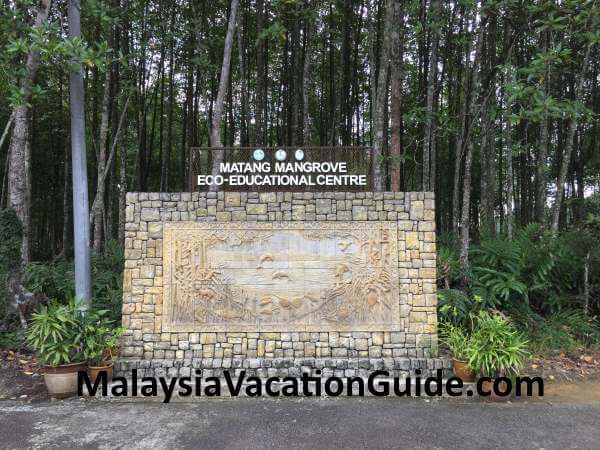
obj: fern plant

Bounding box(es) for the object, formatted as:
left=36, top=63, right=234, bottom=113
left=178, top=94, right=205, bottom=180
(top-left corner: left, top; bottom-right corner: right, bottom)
left=24, top=240, right=124, bottom=323
left=437, top=289, right=481, bottom=328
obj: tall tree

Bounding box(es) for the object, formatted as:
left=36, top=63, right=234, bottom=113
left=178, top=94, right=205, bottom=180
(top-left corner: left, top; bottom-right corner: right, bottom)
left=459, top=11, right=486, bottom=272
left=372, top=0, right=395, bottom=191
left=552, top=41, right=594, bottom=234
left=389, top=0, right=403, bottom=191
left=255, top=0, right=268, bottom=145
left=91, top=65, right=112, bottom=250
left=210, top=0, right=240, bottom=188
left=535, top=28, right=549, bottom=223
left=422, top=0, right=440, bottom=192
left=7, top=0, right=51, bottom=265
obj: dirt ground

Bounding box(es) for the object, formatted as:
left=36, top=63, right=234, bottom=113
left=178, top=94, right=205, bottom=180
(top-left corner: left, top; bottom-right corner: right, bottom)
left=0, top=350, right=47, bottom=402
left=525, top=348, right=600, bottom=381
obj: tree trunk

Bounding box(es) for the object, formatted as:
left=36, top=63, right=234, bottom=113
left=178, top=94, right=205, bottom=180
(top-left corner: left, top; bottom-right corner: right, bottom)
left=479, top=10, right=497, bottom=235
left=372, top=0, right=395, bottom=191
left=551, top=43, right=593, bottom=234
left=535, top=30, right=549, bottom=224
left=118, top=115, right=127, bottom=245
left=423, top=0, right=439, bottom=191
left=302, top=6, right=313, bottom=146
left=91, top=66, right=112, bottom=251
left=161, top=6, right=176, bottom=191
left=452, top=63, right=468, bottom=236
left=210, top=0, right=240, bottom=190
left=389, top=0, right=403, bottom=191
left=255, top=0, right=267, bottom=145
left=7, top=0, right=51, bottom=265
left=237, top=11, right=250, bottom=146
left=459, top=17, right=486, bottom=273
left=504, top=73, right=515, bottom=240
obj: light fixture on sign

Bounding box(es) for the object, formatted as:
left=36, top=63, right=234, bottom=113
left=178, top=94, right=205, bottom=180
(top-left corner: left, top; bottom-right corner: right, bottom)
left=275, top=149, right=287, bottom=161
left=253, top=148, right=265, bottom=161
left=294, top=149, right=305, bottom=161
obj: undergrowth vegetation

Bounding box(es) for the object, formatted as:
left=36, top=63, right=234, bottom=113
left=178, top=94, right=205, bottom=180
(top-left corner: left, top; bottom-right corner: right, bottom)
left=23, top=240, right=124, bottom=324
left=438, top=218, right=600, bottom=355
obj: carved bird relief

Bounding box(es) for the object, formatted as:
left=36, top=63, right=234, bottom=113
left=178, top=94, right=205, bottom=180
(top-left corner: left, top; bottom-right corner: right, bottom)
left=272, top=270, right=290, bottom=281
left=257, top=253, right=274, bottom=268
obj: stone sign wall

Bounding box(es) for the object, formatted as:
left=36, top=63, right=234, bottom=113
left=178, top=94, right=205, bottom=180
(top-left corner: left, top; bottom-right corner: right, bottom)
left=117, top=191, right=450, bottom=378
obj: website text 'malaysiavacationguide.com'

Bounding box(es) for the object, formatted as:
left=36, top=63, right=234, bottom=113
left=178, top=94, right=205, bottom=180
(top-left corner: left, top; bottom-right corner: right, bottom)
left=79, top=369, right=544, bottom=403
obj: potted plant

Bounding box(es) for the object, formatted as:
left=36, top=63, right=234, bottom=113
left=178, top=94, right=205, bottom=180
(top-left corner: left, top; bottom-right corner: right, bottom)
left=82, top=310, right=124, bottom=384
left=26, top=299, right=87, bottom=399
left=467, top=311, right=529, bottom=401
left=439, top=322, right=475, bottom=382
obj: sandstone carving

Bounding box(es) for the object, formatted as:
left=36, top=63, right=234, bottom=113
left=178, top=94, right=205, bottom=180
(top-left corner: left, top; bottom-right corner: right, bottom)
left=162, top=222, right=400, bottom=332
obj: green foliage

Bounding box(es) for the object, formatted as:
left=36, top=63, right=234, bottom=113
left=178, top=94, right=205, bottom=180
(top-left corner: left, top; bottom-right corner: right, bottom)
left=436, top=234, right=463, bottom=287
left=471, top=237, right=528, bottom=307
left=467, top=311, right=529, bottom=377
left=464, top=224, right=591, bottom=314
left=24, top=240, right=124, bottom=323
left=25, top=299, right=85, bottom=366
left=0, top=209, right=22, bottom=271
left=509, top=303, right=600, bottom=354
left=439, top=322, right=470, bottom=361
left=0, top=330, right=26, bottom=351
left=437, top=289, right=481, bottom=328
left=81, top=309, right=124, bottom=366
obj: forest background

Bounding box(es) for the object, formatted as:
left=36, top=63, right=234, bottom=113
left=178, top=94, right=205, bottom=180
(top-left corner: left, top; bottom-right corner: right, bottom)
left=0, top=0, right=599, bottom=354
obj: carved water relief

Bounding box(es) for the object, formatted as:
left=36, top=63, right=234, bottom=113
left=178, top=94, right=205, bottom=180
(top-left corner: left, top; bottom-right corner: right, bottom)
left=162, top=222, right=400, bottom=332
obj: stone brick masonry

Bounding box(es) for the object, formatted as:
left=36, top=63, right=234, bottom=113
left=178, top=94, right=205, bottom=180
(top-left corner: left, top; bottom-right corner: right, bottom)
left=115, top=192, right=451, bottom=378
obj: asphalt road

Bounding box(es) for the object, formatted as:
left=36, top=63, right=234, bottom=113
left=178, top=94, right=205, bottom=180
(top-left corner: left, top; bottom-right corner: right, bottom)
left=0, top=398, right=599, bottom=449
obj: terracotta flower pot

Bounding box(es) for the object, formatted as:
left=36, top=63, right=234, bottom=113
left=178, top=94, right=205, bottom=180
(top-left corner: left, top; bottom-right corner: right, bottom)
left=480, top=378, right=511, bottom=402
left=87, top=362, right=114, bottom=384
left=43, top=362, right=88, bottom=399
left=452, top=358, right=475, bottom=382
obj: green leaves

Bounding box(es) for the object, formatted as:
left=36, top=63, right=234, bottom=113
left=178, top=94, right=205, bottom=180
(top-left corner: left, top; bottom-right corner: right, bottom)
left=81, top=309, right=123, bottom=366
left=25, top=240, right=124, bottom=323
left=467, top=311, right=529, bottom=377
left=25, top=299, right=84, bottom=366
left=439, top=321, right=471, bottom=361
left=26, top=298, right=122, bottom=367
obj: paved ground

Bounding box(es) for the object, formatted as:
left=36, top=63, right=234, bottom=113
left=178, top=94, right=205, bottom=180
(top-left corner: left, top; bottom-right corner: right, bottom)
left=1, top=397, right=599, bottom=449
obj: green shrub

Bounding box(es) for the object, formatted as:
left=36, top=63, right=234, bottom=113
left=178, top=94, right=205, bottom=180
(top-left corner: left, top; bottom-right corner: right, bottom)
left=24, top=240, right=124, bottom=323
left=81, top=309, right=124, bottom=366
left=439, top=322, right=470, bottom=361
left=509, top=303, right=600, bottom=354
left=26, top=299, right=85, bottom=366
left=0, top=330, right=26, bottom=351
left=437, top=289, right=481, bottom=328
left=26, top=298, right=122, bottom=366
left=467, top=311, right=529, bottom=377
left=471, top=237, right=528, bottom=307
left=436, top=234, right=464, bottom=287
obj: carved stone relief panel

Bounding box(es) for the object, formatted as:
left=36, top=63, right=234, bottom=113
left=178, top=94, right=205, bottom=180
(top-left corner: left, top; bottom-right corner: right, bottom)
left=162, top=222, right=400, bottom=332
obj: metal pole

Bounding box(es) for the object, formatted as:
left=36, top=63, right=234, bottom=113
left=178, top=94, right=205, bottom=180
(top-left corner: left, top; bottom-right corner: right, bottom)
left=68, top=0, right=92, bottom=308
